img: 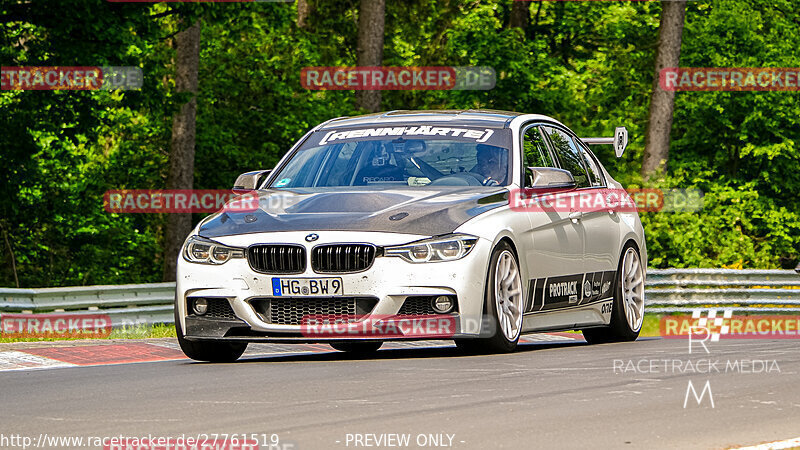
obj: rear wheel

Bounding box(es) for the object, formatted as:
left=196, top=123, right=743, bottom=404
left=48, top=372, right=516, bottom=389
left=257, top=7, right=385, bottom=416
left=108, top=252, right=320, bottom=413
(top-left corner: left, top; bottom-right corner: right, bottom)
left=583, top=244, right=645, bottom=344
left=455, top=241, right=523, bottom=353
left=330, top=341, right=383, bottom=353
left=175, top=299, right=247, bottom=362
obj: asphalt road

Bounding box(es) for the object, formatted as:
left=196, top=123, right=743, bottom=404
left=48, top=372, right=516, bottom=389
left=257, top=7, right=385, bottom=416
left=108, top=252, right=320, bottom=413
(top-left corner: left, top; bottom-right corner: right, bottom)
left=1, top=337, right=798, bottom=450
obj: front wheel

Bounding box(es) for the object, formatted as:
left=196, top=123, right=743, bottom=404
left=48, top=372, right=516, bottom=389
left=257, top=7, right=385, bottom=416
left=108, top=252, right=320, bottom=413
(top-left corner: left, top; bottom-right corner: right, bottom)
left=456, top=241, right=523, bottom=353
left=175, top=300, right=247, bottom=362
left=583, top=244, right=645, bottom=344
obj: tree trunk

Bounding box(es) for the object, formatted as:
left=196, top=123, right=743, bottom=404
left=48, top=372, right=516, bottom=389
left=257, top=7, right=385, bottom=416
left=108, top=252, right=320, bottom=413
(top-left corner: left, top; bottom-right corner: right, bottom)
left=355, top=0, right=385, bottom=113
left=642, top=0, right=687, bottom=179
left=297, top=0, right=311, bottom=29
left=509, top=1, right=530, bottom=30
left=163, top=20, right=200, bottom=282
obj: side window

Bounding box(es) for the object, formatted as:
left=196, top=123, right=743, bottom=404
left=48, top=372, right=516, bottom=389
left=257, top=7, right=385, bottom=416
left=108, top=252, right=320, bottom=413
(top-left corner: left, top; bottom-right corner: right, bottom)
left=543, top=127, right=591, bottom=188
left=576, top=141, right=605, bottom=187
left=523, top=125, right=555, bottom=168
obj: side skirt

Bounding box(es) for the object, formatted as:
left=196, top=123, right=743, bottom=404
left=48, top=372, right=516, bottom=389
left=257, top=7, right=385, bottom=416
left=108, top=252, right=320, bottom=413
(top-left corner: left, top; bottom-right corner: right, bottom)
left=521, top=299, right=613, bottom=333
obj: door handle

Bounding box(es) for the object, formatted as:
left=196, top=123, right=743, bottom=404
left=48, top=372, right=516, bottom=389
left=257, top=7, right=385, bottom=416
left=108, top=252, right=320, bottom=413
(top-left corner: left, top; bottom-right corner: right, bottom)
left=568, top=210, right=583, bottom=222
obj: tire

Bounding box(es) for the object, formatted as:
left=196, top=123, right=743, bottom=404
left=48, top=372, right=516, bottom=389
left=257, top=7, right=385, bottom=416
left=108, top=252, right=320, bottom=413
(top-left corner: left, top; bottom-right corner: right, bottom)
left=583, top=243, right=645, bottom=344
left=455, top=241, right=523, bottom=354
left=175, top=299, right=247, bottom=362
left=330, top=341, right=383, bottom=353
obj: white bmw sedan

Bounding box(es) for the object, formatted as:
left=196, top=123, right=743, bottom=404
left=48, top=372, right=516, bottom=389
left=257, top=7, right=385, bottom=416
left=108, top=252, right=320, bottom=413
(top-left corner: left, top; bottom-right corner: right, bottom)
left=175, top=110, right=646, bottom=361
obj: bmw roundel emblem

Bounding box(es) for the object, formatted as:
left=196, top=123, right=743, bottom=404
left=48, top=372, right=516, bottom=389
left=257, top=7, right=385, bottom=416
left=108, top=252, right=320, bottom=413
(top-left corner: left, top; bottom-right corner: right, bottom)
left=305, top=233, right=319, bottom=242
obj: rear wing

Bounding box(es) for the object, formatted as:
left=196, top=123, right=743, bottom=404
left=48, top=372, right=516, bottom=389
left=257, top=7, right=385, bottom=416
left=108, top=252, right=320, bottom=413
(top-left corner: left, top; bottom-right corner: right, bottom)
left=581, top=126, right=628, bottom=157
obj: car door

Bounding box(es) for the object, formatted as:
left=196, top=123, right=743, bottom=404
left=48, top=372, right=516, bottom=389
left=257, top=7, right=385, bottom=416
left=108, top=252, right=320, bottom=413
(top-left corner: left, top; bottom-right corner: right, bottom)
left=543, top=126, right=620, bottom=307
left=519, top=123, right=585, bottom=313
left=570, top=136, right=621, bottom=304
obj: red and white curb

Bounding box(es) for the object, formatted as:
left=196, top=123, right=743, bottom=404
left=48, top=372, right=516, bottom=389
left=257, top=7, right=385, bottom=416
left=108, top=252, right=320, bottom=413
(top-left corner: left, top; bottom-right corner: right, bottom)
left=0, top=333, right=582, bottom=373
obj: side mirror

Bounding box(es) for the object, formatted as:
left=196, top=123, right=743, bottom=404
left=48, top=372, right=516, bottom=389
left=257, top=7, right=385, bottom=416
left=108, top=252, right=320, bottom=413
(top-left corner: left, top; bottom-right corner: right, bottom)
left=526, top=167, right=576, bottom=190
left=233, top=170, right=271, bottom=192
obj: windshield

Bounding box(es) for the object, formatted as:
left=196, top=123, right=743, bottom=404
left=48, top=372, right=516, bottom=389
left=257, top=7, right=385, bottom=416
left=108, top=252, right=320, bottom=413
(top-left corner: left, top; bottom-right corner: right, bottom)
left=268, top=125, right=513, bottom=189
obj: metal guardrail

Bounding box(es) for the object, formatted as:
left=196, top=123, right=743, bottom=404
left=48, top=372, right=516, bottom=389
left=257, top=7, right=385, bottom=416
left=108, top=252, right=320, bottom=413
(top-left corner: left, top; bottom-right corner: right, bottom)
left=646, top=268, right=800, bottom=313
left=0, top=283, right=175, bottom=326
left=0, top=269, right=798, bottom=326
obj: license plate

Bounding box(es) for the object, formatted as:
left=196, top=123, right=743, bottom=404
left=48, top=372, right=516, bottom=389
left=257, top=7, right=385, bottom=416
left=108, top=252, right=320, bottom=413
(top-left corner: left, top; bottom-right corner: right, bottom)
left=271, top=277, right=344, bottom=297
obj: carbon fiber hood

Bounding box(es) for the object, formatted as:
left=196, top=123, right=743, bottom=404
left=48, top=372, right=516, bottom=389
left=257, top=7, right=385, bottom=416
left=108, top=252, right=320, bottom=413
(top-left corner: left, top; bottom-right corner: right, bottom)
left=198, top=187, right=508, bottom=238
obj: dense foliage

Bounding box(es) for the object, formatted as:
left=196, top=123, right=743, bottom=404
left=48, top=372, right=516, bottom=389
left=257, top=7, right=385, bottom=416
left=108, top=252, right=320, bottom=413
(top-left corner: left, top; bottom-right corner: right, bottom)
left=1, top=0, right=798, bottom=287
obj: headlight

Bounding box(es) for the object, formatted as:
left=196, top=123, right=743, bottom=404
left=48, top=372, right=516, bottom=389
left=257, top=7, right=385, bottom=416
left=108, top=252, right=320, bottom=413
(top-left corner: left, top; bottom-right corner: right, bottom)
left=385, top=234, right=478, bottom=263
left=182, top=236, right=245, bottom=265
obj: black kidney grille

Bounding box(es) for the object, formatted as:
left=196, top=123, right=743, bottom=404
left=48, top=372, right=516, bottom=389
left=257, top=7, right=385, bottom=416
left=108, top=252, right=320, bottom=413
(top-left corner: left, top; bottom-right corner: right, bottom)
left=312, top=244, right=376, bottom=273
left=248, top=245, right=306, bottom=274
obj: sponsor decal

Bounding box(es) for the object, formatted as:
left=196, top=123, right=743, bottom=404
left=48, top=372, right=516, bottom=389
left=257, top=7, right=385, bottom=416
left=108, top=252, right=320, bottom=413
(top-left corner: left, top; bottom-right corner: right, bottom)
left=600, top=301, right=613, bottom=316
left=544, top=275, right=581, bottom=308
left=549, top=280, right=577, bottom=298
left=318, top=126, right=495, bottom=145
left=527, top=271, right=616, bottom=313
left=362, top=176, right=400, bottom=183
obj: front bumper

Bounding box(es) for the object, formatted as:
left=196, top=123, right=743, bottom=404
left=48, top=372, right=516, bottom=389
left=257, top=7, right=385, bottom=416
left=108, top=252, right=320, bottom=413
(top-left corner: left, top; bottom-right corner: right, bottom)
left=176, top=231, right=492, bottom=342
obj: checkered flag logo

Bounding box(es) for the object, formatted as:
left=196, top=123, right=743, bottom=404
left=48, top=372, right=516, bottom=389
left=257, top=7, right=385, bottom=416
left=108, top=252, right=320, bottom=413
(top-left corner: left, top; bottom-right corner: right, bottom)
left=692, top=309, right=733, bottom=341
